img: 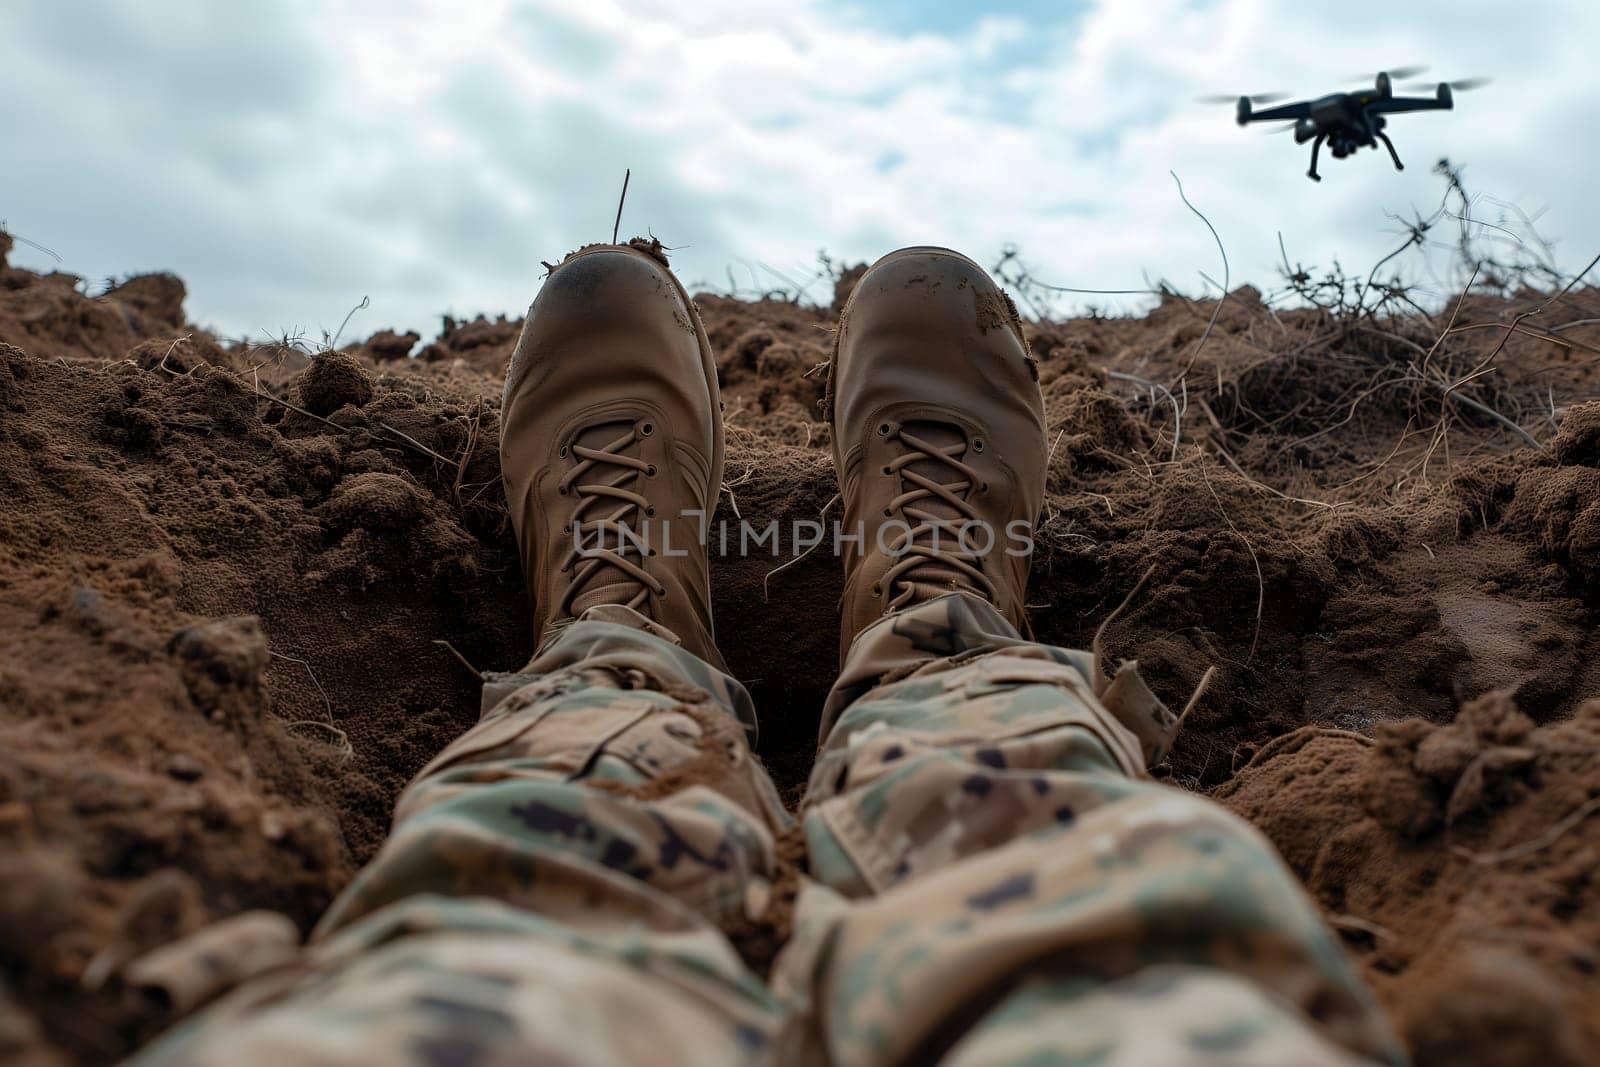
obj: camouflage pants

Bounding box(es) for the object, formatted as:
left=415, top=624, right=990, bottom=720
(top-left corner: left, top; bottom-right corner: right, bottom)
left=135, top=594, right=1404, bottom=1065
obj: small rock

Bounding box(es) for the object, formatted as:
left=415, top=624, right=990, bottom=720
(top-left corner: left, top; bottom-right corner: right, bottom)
left=165, top=755, right=205, bottom=783
left=259, top=811, right=287, bottom=841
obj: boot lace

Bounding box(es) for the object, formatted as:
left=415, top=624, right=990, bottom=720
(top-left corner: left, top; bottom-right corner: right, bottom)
left=879, top=425, right=999, bottom=610
left=557, top=421, right=665, bottom=617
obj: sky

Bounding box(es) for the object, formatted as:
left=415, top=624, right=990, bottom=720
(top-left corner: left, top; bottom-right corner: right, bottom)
left=1, top=0, right=1594, bottom=344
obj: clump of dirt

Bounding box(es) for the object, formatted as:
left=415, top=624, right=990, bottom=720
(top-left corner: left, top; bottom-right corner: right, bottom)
left=345, top=329, right=419, bottom=363
left=295, top=351, right=375, bottom=416
left=2, top=231, right=1598, bottom=1064
left=1550, top=400, right=1600, bottom=466
left=416, top=314, right=522, bottom=373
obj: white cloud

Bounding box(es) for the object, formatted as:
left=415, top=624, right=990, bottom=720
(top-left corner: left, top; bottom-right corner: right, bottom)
left=1, top=0, right=1594, bottom=341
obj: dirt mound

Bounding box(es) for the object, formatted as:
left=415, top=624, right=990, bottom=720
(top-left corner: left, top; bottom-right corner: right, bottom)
left=1220, top=695, right=1600, bottom=1066
left=2, top=235, right=1598, bottom=1064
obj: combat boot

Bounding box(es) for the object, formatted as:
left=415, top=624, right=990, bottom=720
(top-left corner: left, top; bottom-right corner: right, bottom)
left=501, top=241, right=727, bottom=670
left=829, top=246, right=1045, bottom=656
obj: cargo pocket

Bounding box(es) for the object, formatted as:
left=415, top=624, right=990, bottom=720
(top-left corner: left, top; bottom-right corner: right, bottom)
left=804, top=653, right=1152, bottom=896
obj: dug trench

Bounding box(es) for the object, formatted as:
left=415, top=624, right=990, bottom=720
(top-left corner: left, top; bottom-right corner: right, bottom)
left=2, top=230, right=1599, bottom=1064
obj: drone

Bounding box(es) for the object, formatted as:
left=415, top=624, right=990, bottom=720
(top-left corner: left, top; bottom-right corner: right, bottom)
left=1211, top=68, right=1488, bottom=181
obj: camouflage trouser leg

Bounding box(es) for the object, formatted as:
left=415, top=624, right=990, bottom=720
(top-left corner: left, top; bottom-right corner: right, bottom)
left=773, top=592, right=1406, bottom=1067
left=133, top=604, right=791, bottom=1066
left=134, top=595, right=1403, bottom=1066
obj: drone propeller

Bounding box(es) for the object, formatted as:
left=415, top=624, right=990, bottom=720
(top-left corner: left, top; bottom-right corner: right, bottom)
left=1345, top=64, right=1429, bottom=83
left=1197, top=91, right=1290, bottom=105
left=1402, top=76, right=1491, bottom=92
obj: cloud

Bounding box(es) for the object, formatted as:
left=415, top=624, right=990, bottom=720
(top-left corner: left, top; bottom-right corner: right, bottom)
left=1, top=0, right=1595, bottom=341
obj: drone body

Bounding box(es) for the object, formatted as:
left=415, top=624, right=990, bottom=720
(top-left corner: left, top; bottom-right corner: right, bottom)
left=1231, top=70, right=1477, bottom=181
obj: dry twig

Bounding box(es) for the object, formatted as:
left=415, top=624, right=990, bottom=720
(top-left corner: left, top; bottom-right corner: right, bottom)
left=1169, top=171, right=1230, bottom=385
left=433, top=639, right=486, bottom=683
left=1451, top=795, right=1600, bottom=867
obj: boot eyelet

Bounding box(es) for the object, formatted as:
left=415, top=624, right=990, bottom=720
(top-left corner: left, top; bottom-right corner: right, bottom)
left=871, top=582, right=882, bottom=597
left=557, top=485, right=569, bottom=496
left=640, top=421, right=655, bottom=436
left=979, top=482, right=990, bottom=494
left=646, top=506, right=656, bottom=516
left=973, top=438, right=986, bottom=453
left=558, top=444, right=569, bottom=458
left=882, top=507, right=892, bottom=517
left=877, top=422, right=891, bottom=436
left=646, top=464, right=658, bottom=477
left=882, top=465, right=893, bottom=476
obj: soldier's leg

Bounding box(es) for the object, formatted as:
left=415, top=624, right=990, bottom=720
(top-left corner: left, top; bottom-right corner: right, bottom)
left=784, top=593, right=1402, bottom=1066
left=784, top=246, right=1404, bottom=1065
left=134, top=612, right=790, bottom=1065
left=135, top=243, right=793, bottom=1064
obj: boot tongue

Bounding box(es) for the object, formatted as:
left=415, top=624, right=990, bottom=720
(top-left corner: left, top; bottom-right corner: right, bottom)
left=900, top=576, right=967, bottom=603
left=894, top=420, right=974, bottom=593
left=899, top=420, right=970, bottom=518
left=570, top=580, right=644, bottom=617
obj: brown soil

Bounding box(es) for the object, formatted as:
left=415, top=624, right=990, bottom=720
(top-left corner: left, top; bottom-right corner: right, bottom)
left=3, top=228, right=1599, bottom=1065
